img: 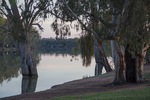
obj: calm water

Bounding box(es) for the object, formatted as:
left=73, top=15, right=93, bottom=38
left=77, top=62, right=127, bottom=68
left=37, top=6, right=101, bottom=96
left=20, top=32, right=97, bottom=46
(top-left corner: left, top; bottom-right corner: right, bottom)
left=0, top=53, right=107, bottom=98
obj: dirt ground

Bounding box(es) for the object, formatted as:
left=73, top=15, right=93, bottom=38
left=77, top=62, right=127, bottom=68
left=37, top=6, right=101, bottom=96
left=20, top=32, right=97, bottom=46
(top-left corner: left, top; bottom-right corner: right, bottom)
left=1, top=64, right=150, bottom=100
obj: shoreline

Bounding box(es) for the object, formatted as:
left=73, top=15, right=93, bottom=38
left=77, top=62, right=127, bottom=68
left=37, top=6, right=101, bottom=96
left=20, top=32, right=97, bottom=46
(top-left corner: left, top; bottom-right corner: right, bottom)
left=1, top=65, right=150, bottom=100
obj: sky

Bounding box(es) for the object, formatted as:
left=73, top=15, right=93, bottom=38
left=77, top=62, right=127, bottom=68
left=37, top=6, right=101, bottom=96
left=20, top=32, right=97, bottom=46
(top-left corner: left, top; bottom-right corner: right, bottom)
left=15, top=0, right=80, bottom=39
left=38, top=18, right=80, bottom=39
left=1, top=0, right=81, bottom=39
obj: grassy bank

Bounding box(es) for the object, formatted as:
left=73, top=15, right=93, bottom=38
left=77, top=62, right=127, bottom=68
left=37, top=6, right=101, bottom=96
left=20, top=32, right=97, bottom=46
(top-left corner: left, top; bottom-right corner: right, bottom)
left=52, top=87, right=150, bottom=100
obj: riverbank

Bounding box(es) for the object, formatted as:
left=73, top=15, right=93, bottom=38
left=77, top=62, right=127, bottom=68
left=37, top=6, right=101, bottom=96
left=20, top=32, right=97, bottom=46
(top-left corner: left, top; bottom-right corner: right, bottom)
left=1, top=64, right=150, bottom=100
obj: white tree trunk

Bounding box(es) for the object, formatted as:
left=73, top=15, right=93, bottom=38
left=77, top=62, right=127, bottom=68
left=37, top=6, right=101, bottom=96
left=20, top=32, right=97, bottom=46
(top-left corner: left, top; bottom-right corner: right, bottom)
left=19, top=41, right=38, bottom=77
left=111, top=41, right=126, bottom=84
left=136, top=48, right=147, bottom=82
left=95, top=63, right=103, bottom=76
left=94, top=36, right=112, bottom=73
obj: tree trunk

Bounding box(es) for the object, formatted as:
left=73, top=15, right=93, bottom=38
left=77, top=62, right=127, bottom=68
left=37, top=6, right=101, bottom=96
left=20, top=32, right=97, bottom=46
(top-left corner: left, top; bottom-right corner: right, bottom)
left=18, top=39, right=37, bottom=77
left=125, top=47, right=136, bottom=83
left=95, top=63, right=103, bottom=76
left=125, top=46, right=147, bottom=83
left=111, top=41, right=126, bottom=84
left=91, top=2, right=112, bottom=73
left=135, top=50, right=146, bottom=82
left=94, top=36, right=112, bottom=73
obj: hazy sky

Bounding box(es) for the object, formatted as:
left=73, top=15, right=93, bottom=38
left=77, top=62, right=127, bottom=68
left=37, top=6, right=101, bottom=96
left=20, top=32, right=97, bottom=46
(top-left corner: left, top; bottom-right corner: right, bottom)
left=39, top=18, right=80, bottom=38
left=15, top=0, right=80, bottom=38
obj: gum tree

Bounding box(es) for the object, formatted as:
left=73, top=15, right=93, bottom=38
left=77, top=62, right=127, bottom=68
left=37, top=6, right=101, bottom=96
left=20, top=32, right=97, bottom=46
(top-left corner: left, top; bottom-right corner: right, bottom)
left=51, top=0, right=113, bottom=72
left=0, top=0, right=53, bottom=77
left=52, top=0, right=150, bottom=84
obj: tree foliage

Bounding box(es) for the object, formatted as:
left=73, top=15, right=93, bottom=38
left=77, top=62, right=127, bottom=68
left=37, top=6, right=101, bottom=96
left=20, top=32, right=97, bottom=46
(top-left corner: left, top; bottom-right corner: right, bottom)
left=119, top=0, right=150, bottom=56
left=80, top=34, right=94, bottom=66
left=51, top=0, right=150, bottom=83
left=0, top=0, right=53, bottom=41
left=52, top=0, right=150, bottom=57
left=0, top=0, right=55, bottom=76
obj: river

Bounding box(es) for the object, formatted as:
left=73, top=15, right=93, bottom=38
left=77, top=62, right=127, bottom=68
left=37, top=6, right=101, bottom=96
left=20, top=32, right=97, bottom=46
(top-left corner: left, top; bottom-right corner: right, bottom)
left=0, top=53, right=106, bottom=98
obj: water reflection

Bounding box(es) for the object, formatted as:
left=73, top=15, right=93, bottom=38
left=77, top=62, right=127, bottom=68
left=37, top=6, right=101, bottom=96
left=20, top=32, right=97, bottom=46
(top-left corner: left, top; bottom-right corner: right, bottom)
left=0, top=51, right=20, bottom=84
left=0, top=52, right=95, bottom=98
left=0, top=51, right=40, bottom=84
left=21, top=77, right=38, bottom=94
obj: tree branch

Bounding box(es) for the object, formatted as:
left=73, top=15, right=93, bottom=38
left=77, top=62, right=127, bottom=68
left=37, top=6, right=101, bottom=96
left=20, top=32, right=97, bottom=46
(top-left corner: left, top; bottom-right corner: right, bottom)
left=62, top=0, right=102, bottom=42
left=50, top=11, right=75, bottom=22
left=143, top=44, right=150, bottom=52
left=1, top=0, right=13, bottom=20
left=85, top=11, right=114, bottom=29
left=32, top=23, right=44, bottom=31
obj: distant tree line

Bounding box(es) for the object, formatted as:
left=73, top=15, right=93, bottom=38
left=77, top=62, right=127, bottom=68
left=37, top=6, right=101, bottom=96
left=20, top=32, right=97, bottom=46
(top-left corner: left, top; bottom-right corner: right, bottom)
left=38, top=38, right=80, bottom=55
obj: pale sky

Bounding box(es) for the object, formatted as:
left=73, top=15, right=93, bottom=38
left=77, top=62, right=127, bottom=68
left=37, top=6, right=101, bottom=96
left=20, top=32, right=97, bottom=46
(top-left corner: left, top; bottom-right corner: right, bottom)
left=15, top=0, right=80, bottom=39
left=1, top=0, right=80, bottom=38
left=39, top=18, right=80, bottom=38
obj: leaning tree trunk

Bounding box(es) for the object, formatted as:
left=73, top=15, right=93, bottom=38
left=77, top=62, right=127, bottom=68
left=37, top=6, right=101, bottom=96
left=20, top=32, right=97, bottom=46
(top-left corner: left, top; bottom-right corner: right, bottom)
left=91, top=2, right=112, bottom=73
left=111, top=41, right=126, bottom=84
left=94, top=36, right=112, bottom=73
left=94, top=37, right=104, bottom=76
left=18, top=33, right=37, bottom=77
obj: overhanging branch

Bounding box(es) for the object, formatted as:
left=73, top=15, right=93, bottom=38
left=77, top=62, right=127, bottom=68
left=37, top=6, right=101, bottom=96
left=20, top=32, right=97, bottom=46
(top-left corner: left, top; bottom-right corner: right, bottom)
left=62, top=0, right=102, bottom=42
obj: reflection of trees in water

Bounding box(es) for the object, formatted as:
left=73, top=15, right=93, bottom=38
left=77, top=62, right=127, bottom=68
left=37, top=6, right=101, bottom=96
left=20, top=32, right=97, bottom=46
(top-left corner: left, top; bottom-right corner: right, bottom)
left=21, top=77, right=38, bottom=94
left=38, top=38, right=80, bottom=58
left=0, top=52, right=20, bottom=84
left=39, top=44, right=81, bottom=61
left=38, top=43, right=80, bottom=56
left=40, top=52, right=78, bottom=57
left=40, top=51, right=80, bottom=63
left=0, top=51, right=41, bottom=84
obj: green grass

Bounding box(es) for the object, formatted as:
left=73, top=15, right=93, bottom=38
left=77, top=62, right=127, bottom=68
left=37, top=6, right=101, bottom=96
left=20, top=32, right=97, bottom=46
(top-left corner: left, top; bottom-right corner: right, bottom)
left=144, top=73, right=150, bottom=79
left=51, top=87, right=150, bottom=100
left=144, top=73, right=150, bottom=86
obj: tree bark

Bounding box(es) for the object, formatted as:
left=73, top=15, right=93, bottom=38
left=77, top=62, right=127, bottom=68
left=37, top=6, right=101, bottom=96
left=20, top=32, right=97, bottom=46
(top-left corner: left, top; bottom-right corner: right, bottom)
left=111, top=41, right=126, bottom=84
left=94, top=36, right=112, bottom=73
left=90, top=1, right=112, bottom=73
left=145, top=50, right=150, bottom=64
left=125, top=47, right=147, bottom=83
left=135, top=50, right=146, bottom=82
left=125, top=47, right=136, bottom=83
left=95, top=63, right=103, bottom=76
left=18, top=34, right=37, bottom=77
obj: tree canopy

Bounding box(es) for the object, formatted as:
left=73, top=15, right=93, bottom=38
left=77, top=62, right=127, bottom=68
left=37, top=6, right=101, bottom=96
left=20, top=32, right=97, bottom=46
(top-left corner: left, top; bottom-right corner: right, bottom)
left=51, top=0, right=150, bottom=83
